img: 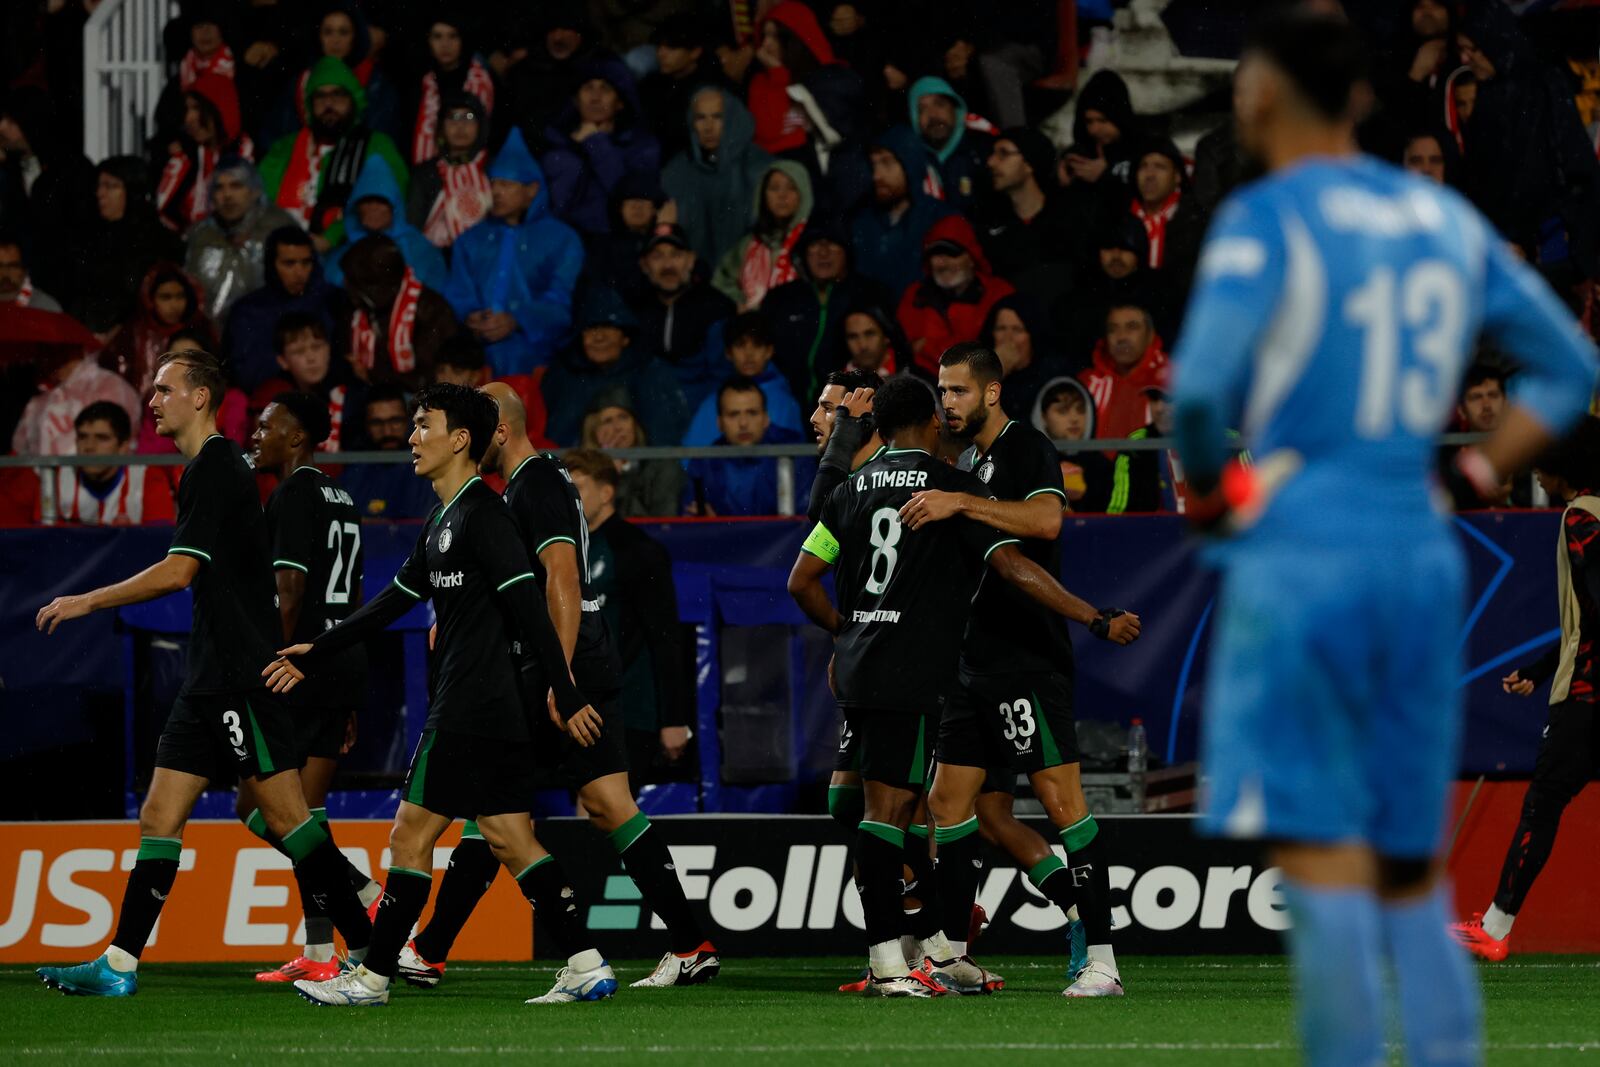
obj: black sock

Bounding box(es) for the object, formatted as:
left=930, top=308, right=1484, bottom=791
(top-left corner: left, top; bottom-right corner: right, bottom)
left=111, top=838, right=182, bottom=959
left=932, top=817, right=981, bottom=948
left=516, top=855, right=590, bottom=958
left=1028, top=855, right=1079, bottom=917
left=857, top=822, right=908, bottom=951
left=902, top=827, right=941, bottom=940
left=1062, top=816, right=1112, bottom=947
left=412, top=836, right=499, bottom=963
left=612, top=816, right=705, bottom=954
left=1494, top=784, right=1569, bottom=914
left=292, top=835, right=373, bottom=951
left=346, top=858, right=374, bottom=893
left=364, top=867, right=432, bottom=978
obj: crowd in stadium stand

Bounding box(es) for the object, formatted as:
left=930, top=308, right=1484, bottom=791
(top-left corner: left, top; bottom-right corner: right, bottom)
left=3, top=0, right=1599, bottom=525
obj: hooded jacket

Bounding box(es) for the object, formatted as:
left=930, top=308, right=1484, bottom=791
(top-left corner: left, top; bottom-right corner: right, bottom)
left=661, top=88, right=776, bottom=265
left=258, top=55, right=408, bottom=247
left=278, top=0, right=402, bottom=145
left=849, top=125, right=957, bottom=295
left=683, top=422, right=815, bottom=516
left=341, top=234, right=459, bottom=392
left=0, top=85, right=96, bottom=305
left=682, top=362, right=804, bottom=447
left=183, top=160, right=298, bottom=327
left=900, top=75, right=993, bottom=209
left=628, top=270, right=735, bottom=414
left=540, top=56, right=663, bottom=237
left=70, top=156, right=187, bottom=332
left=1078, top=325, right=1168, bottom=442
left=1068, top=69, right=1139, bottom=183
left=1029, top=375, right=1114, bottom=513
left=444, top=132, right=583, bottom=375
left=155, top=72, right=255, bottom=233
left=711, top=159, right=815, bottom=309
left=896, top=214, right=1015, bottom=376
left=982, top=292, right=1073, bottom=422
left=541, top=289, right=691, bottom=446
left=223, top=225, right=342, bottom=392
left=324, top=156, right=448, bottom=292
left=748, top=1, right=836, bottom=154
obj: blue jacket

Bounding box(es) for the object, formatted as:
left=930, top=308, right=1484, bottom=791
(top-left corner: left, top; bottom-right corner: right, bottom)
left=683, top=423, right=815, bottom=516
left=323, top=156, right=449, bottom=293
left=444, top=156, right=585, bottom=374
left=849, top=125, right=957, bottom=295
left=681, top=364, right=804, bottom=446
left=222, top=227, right=341, bottom=393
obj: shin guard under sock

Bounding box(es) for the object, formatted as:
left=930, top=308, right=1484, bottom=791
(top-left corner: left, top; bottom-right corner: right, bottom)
left=111, top=837, right=182, bottom=960
left=365, top=867, right=432, bottom=978
left=516, top=855, right=590, bottom=958
left=610, top=813, right=705, bottom=953
left=411, top=835, right=499, bottom=963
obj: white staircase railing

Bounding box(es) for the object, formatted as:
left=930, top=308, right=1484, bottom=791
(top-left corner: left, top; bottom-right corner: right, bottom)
left=82, top=0, right=177, bottom=162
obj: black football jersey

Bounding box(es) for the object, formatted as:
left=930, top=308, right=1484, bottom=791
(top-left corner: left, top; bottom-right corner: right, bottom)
left=957, top=420, right=1073, bottom=676
left=265, top=465, right=367, bottom=708
left=167, top=435, right=280, bottom=694
left=807, top=447, right=1016, bottom=713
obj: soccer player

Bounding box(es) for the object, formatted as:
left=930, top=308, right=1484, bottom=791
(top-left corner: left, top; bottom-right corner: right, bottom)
left=1453, top=416, right=1600, bottom=960
left=394, top=382, right=717, bottom=990
left=34, top=349, right=372, bottom=997
left=265, top=383, right=615, bottom=1007
left=246, top=392, right=384, bottom=982
left=788, top=377, right=1139, bottom=997
left=899, top=341, right=1138, bottom=997
left=1171, top=12, right=1598, bottom=1065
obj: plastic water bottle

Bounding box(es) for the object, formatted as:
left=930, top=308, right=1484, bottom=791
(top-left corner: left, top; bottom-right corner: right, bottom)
left=1128, top=718, right=1148, bottom=811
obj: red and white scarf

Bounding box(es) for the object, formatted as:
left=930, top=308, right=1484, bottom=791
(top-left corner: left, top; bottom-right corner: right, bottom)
left=322, top=384, right=347, bottom=451
left=423, top=152, right=492, bottom=246
left=352, top=268, right=424, bottom=375
left=738, top=221, right=806, bottom=309
left=11, top=276, right=33, bottom=306
left=1132, top=189, right=1182, bottom=269
left=412, top=59, right=494, bottom=164
left=180, top=45, right=235, bottom=90
left=274, top=129, right=333, bottom=227
left=155, top=137, right=253, bottom=229
left=45, top=467, right=147, bottom=526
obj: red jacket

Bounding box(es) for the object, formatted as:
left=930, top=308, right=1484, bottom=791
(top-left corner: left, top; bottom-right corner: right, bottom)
left=748, top=1, right=835, bottom=154
left=896, top=215, right=1015, bottom=376
left=1078, top=336, right=1169, bottom=441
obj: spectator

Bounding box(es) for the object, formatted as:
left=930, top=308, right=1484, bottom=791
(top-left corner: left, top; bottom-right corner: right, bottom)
left=850, top=126, right=957, bottom=296
left=70, top=157, right=186, bottom=334
left=1077, top=301, right=1168, bottom=442
left=408, top=13, right=496, bottom=167
left=1129, top=137, right=1204, bottom=282
left=35, top=401, right=177, bottom=525
left=341, top=383, right=439, bottom=518
left=154, top=72, right=255, bottom=234
left=542, top=287, right=690, bottom=446
left=976, top=126, right=1081, bottom=305
left=0, top=86, right=94, bottom=304
left=431, top=333, right=490, bottom=388
left=324, top=156, right=448, bottom=291
left=629, top=221, right=733, bottom=410
left=184, top=159, right=298, bottom=328
left=223, top=225, right=340, bottom=392
left=246, top=312, right=364, bottom=452
left=504, top=7, right=604, bottom=137
left=1031, top=377, right=1112, bottom=513
left=839, top=303, right=908, bottom=378
left=444, top=129, right=582, bottom=374
left=764, top=215, right=890, bottom=403
left=1107, top=369, right=1182, bottom=514
left=342, top=233, right=458, bottom=392
left=259, top=54, right=408, bottom=252
left=683, top=376, right=813, bottom=516
left=896, top=214, right=1014, bottom=377
left=278, top=1, right=403, bottom=145
left=582, top=171, right=663, bottom=304
left=101, top=264, right=215, bottom=405
left=1190, top=114, right=1249, bottom=218
left=683, top=311, right=803, bottom=445
left=1442, top=363, right=1534, bottom=510
left=660, top=86, right=775, bottom=266
left=563, top=447, right=695, bottom=788
left=1060, top=69, right=1138, bottom=195
left=1400, top=129, right=1453, bottom=185
left=539, top=56, right=662, bottom=237
left=405, top=89, right=493, bottom=250
left=579, top=401, right=686, bottom=518
left=902, top=74, right=994, bottom=209
left=638, top=15, right=733, bottom=160
left=981, top=293, right=1073, bottom=423
left=0, top=237, right=61, bottom=311
left=711, top=160, right=814, bottom=311
left=1071, top=214, right=1175, bottom=363
left=747, top=1, right=837, bottom=155
left=11, top=344, right=140, bottom=457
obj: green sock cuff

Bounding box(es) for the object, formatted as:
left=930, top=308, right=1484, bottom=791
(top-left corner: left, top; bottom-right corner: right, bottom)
left=514, top=855, right=554, bottom=882
left=1061, top=814, right=1099, bottom=853
left=859, top=820, right=906, bottom=848
left=608, top=811, right=651, bottom=854
left=310, top=807, right=329, bottom=828
left=1028, top=854, right=1067, bottom=888
left=281, top=817, right=329, bottom=864
left=387, top=866, right=432, bottom=881
left=906, top=823, right=930, bottom=840
left=933, top=816, right=979, bottom=844
left=460, top=819, right=484, bottom=840
left=243, top=808, right=267, bottom=838
left=136, top=836, right=182, bottom=862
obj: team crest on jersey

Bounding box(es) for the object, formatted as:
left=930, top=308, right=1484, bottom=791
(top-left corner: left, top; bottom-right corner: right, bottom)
left=438, top=527, right=453, bottom=552
left=976, top=461, right=994, bottom=484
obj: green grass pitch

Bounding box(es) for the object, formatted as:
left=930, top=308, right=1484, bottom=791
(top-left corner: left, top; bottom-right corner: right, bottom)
left=4, top=956, right=1598, bottom=1064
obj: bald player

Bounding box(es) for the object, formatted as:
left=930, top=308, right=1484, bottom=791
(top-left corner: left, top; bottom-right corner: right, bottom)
left=396, top=384, right=720, bottom=990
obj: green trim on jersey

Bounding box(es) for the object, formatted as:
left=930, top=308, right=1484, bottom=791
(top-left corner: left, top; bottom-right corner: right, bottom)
left=245, top=698, right=274, bottom=774
left=272, top=558, right=309, bottom=573
left=507, top=456, right=538, bottom=483
left=168, top=546, right=212, bottom=562
left=536, top=535, right=577, bottom=554
left=883, top=447, right=931, bottom=456
left=435, top=476, right=482, bottom=523
left=983, top=538, right=1022, bottom=560
left=1025, top=486, right=1068, bottom=501
left=852, top=445, right=887, bottom=474
left=802, top=522, right=841, bottom=563
left=496, top=571, right=537, bottom=592
left=392, top=575, right=422, bottom=598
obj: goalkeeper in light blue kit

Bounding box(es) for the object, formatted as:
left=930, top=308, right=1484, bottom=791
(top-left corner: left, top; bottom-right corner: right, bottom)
left=1172, top=11, right=1598, bottom=1067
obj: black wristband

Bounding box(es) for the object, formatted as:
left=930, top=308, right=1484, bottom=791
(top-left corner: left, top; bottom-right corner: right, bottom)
left=1089, top=608, right=1125, bottom=640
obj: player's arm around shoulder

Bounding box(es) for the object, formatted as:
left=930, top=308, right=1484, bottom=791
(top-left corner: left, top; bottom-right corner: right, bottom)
left=900, top=466, right=1063, bottom=539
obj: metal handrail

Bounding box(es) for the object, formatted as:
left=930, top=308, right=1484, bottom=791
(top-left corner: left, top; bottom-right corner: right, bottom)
left=83, top=0, right=176, bottom=162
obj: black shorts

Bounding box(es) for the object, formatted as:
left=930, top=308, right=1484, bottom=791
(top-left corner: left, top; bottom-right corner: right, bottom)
left=402, top=728, right=539, bottom=819
left=834, top=709, right=861, bottom=775
left=533, top=696, right=630, bottom=788
left=296, top=705, right=352, bottom=762
left=849, top=707, right=935, bottom=791
left=155, top=687, right=301, bottom=783
left=938, top=671, right=1079, bottom=778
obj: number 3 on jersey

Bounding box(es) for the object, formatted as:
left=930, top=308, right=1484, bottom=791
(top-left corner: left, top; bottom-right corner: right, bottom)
left=864, top=507, right=903, bottom=594
left=1346, top=260, right=1466, bottom=438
